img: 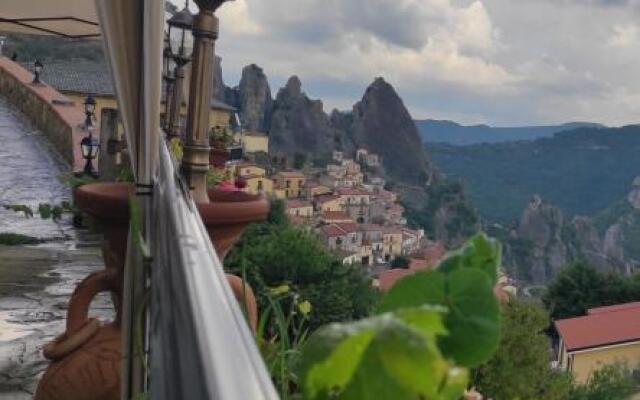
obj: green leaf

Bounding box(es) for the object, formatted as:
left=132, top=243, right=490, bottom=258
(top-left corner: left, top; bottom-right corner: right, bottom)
left=438, top=269, right=501, bottom=367
left=376, top=270, right=446, bottom=313
left=438, top=233, right=501, bottom=286
left=299, top=310, right=466, bottom=400
left=376, top=269, right=500, bottom=367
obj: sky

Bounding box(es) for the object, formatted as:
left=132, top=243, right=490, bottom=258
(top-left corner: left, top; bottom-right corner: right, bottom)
left=192, top=0, right=640, bottom=126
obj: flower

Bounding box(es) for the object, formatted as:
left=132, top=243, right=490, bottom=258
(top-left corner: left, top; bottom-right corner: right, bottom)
left=270, top=284, right=290, bottom=296
left=298, top=300, right=312, bottom=316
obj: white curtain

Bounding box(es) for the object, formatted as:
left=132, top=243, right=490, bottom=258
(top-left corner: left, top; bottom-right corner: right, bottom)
left=95, top=0, right=163, bottom=187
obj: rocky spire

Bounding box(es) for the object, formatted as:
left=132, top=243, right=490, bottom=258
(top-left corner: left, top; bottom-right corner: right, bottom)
left=237, top=64, right=273, bottom=132
left=351, top=77, right=430, bottom=184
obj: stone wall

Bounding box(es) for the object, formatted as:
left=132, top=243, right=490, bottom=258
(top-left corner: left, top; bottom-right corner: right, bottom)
left=0, top=57, right=86, bottom=171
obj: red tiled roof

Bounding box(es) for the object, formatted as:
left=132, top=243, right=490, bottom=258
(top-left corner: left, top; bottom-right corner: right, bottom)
left=588, top=302, right=640, bottom=315
left=338, top=188, right=370, bottom=196
left=315, top=194, right=340, bottom=204
left=287, top=199, right=312, bottom=209
left=555, top=303, right=640, bottom=351
left=321, top=224, right=347, bottom=237
left=378, top=269, right=415, bottom=291
left=336, top=222, right=357, bottom=233
left=322, top=211, right=352, bottom=221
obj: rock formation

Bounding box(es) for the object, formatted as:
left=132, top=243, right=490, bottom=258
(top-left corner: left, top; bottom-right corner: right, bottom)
left=350, top=78, right=430, bottom=185
left=268, top=76, right=336, bottom=158
left=236, top=64, right=273, bottom=132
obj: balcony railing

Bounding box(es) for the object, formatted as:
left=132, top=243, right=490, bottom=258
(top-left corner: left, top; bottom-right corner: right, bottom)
left=148, top=141, right=278, bottom=399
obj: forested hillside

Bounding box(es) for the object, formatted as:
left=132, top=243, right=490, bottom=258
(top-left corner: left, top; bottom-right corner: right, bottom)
left=416, top=120, right=602, bottom=145
left=429, top=125, right=640, bottom=222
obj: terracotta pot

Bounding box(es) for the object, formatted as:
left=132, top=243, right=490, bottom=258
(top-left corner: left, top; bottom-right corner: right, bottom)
left=210, top=148, right=229, bottom=168
left=197, top=189, right=270, bottom=260
left=226, top=273, right=258, bottom=332
left=35, top=269, right=122, bottom=400
left=73, top=183, right=132, bottom=278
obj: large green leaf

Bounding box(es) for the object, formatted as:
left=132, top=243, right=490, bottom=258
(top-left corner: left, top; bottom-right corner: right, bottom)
left=299, top=309, right=467, bottom=400
left=438, top=233, right=501, bottom=285
left=438, top=269, right=501, bottom=367
left=376, top=270, right=446, bottom=313
left=376, top=269, right=500, bottom=367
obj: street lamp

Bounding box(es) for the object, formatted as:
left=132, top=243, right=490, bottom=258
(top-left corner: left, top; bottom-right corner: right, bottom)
left=32, top=59, right=43, bottom=85
left=166, top=4, right=194, bottom=140
left=84, top=94, right=96, bottom=128
left=80, top=130, right=100, bottom=177
left=162, top=33, right=175, bottom=131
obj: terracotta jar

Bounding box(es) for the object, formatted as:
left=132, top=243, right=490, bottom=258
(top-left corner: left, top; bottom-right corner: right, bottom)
left=73, top=182, right=132, bottom=278
left=198, top=188, right=270, bottom=260
left=226, top=273, right=259, bottom=332
left=35, top=269, right=122, bottom=400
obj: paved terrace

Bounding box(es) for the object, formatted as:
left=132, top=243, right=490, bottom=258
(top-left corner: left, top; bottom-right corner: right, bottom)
left=0, top=59, right=110, bottom=398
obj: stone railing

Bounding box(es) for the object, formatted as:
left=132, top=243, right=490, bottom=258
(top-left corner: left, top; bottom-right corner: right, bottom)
left=0, top=57, right=88, bottom=171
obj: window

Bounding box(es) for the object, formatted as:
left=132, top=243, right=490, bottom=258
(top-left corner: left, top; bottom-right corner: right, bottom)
left=286, top=180, right=291, bottom=188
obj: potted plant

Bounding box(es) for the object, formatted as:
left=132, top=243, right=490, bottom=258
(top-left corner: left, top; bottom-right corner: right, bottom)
left=209, top=125, right=233, bottom=168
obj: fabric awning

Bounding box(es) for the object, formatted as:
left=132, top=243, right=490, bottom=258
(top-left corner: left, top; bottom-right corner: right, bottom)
left=0, top=0, right=100, bottom=38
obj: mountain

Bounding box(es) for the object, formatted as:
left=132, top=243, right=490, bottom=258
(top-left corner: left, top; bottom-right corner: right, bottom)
left=429, top=125, right=640, bottom=222
left=268, top=76, right=337, bottom=158
left=415, top=119, right=604, bottom=145
left=494, top=196, right=616, bottom=283
left=349, top=78, right=430, bottom=185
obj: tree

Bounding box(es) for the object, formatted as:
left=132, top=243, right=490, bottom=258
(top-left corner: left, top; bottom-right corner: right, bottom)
left=543, top=263, right=637, bottom=320
left=293, top=152, right=307, bottom=170
left=569, top=363, right=639, bottom=400
left=391, top=255, right=410, bottom=269
left=473, top=300, right=573, bottom=400
left=225, top=202, right=377, bottom=331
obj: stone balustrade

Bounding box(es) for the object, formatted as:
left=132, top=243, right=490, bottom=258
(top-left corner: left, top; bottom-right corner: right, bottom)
left=0, top=56, right=90, bottom=172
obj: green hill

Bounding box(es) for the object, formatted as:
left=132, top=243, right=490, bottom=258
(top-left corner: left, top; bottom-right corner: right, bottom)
left=428, top=125, right=640, bottom=222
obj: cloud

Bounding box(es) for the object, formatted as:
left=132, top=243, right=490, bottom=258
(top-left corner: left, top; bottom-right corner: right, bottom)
left=212, top=0, right=640, bottom=125
left=608, top=24, right=639, bottom=47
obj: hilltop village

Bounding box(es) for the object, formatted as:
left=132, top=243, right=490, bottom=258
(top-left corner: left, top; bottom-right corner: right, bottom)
left=226, top=134, right=446, bottom=288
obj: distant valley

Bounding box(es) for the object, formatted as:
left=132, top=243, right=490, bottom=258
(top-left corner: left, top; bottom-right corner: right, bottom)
left=416, top=119, right=603, bottom=145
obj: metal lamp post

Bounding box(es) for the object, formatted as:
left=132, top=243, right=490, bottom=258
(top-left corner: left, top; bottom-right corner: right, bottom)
left=80, top=95, right=99, bottom=177
left=80, top=132, right=100, bottom=177
left=162, top=33, right=175, bottom=131
left=183, top=0, right=230, bottom=203
left=84, top=94, right=96, bottom=128
left=166, top=5, right=194, bottom=141
left=32, top=59, right=43, bottom=84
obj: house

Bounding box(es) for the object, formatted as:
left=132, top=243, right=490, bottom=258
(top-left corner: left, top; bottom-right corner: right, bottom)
left=30, top=60, right=235, bottom=129
left=314, top=194, right=345, bottom=213
left=555, top=302, right=640, bottom=383
left=235, top=163, right=266, bottom=178
left=356, top=148, right=381, bottom=167
left=304, top=181, right=332, bottom=198
left=338, top=188, right=371, bottom=206
left=273, top=171, right=306, bottom=198
left=326, top=164, right=346, bottom=179
left=341, top=159, right=361, bottom=175
left=383, top=227, right=404, bottom=260
left=332, top=150, right=344, bottom=162
left=286, top=199, right=314, bottom=218
left=402, top=228, right=425, bottom=254
left=239, top=131, right=269, bottom=154
left=244, top=175, right=274, bottom=195
left=319, top=223, right=361, bottom=252
left=336, top=250, right=359, bottom=265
